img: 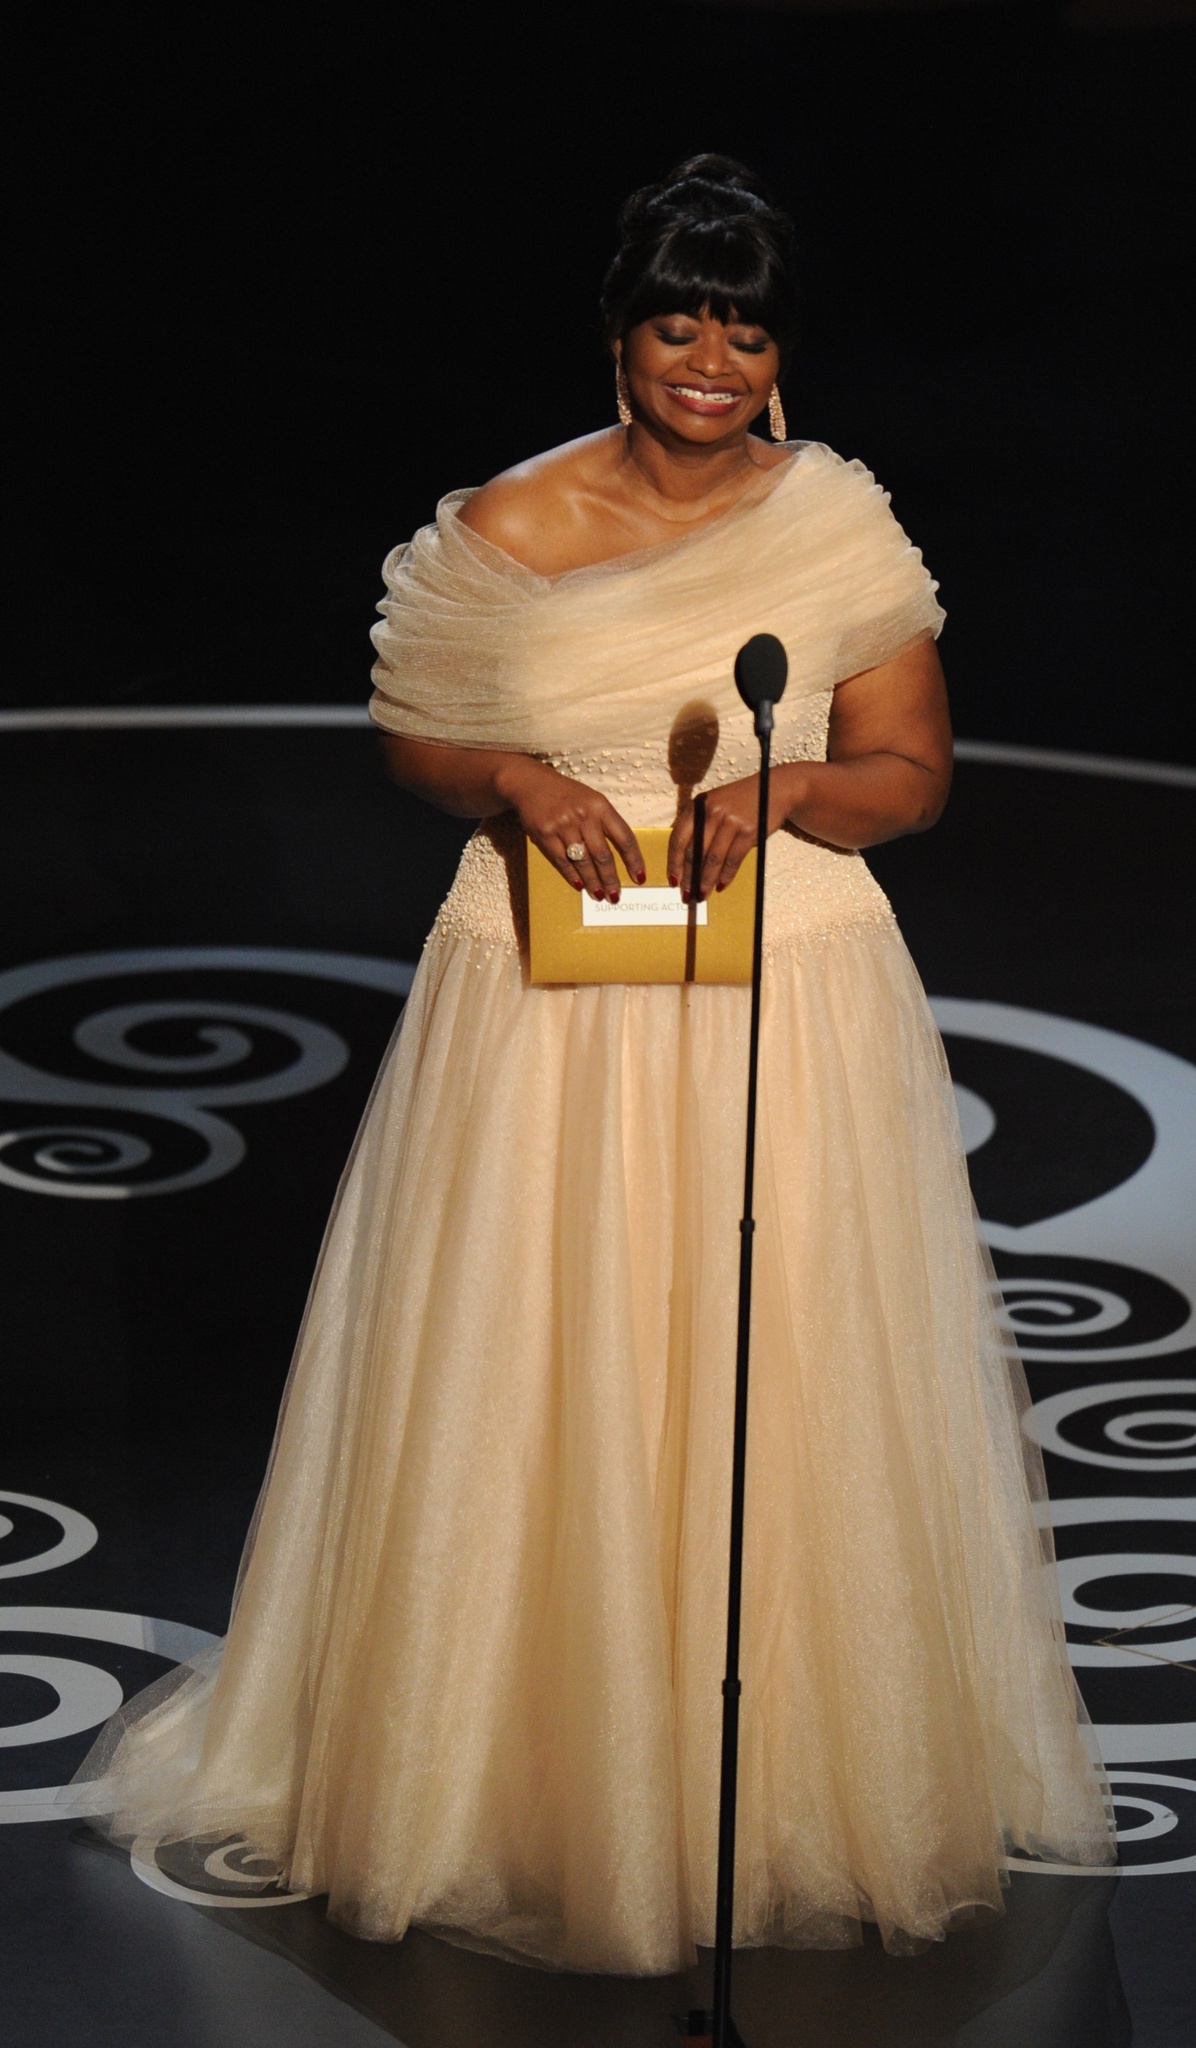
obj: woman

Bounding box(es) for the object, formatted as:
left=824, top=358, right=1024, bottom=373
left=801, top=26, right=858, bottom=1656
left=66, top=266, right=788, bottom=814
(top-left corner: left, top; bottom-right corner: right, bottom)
left=76, top=156, right=1114, bottom=1969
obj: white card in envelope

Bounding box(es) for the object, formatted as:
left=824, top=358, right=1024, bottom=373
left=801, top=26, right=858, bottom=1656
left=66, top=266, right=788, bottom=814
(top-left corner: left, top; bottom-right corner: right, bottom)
left=581, top=887, right=708, bottom=928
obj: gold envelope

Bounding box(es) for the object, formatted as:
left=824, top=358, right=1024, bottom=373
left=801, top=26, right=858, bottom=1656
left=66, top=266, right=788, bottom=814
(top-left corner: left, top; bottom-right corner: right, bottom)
left=526, top=827, right=755, bottom=985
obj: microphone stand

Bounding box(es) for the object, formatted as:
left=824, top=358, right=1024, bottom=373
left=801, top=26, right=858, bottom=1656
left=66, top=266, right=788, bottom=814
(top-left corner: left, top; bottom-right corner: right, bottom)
left=672, top=630, right=786, bottom=2048
left=712, top=691, right=773, bottom=2048
left=681, top=691, right=775, bottom=2048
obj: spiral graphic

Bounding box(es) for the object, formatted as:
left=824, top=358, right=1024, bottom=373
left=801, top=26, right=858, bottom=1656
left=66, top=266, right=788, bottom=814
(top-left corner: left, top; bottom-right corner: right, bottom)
left=0, top=1655, right=123, bottom=1747
left=1056, top=1548, right=1196, bottom=1667
left=994, top=1277, right=1131, bottom=1341
left=0, top=1125, right=154, bottom=1192
left=990, top=1255, right=1190, bottom=1361
left=200, top=1837, right=284, bottom=1890
left=0, top=1603, right=220, bottom=1825
left=0, top=950, right=414, bottom=1198
left=0, top=1114, right=239, bottom=1198
left=932, top=998, right=1196, bottom=1362
left=74, top=1005, right=263, bottom=1075
left=130, top=1837, right=314, bottom=1908
left=1011, top=1772, right=1196, bottom=1876
left=0, top=1494, right=98, bottom=1579
left=0, top=999, right=343, bottom=1197
left=1024, top=1379, right=1196, bottom=1473
left=1110, top=1792, right=1179, bottom=1843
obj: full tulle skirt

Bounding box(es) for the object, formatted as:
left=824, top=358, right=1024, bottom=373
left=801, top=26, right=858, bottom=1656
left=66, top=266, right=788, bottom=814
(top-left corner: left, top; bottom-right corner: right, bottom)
left=72, top=919, right=1114, bottom=1971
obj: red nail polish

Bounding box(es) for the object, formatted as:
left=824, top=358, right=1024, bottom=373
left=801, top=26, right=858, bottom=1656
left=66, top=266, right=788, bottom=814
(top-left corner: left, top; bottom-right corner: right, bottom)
left=638, top=872, right=647, bottom=886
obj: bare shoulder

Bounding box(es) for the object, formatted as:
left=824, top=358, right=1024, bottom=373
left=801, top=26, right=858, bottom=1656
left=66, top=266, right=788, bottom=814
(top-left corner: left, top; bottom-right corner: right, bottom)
left=456, top=431, right=621, bottom=573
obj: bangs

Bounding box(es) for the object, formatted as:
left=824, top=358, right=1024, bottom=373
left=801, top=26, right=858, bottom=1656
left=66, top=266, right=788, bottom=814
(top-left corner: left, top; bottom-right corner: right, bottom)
left=609, top=219, right=795, bottom=357
left=601, top=157, right=800, bottom=368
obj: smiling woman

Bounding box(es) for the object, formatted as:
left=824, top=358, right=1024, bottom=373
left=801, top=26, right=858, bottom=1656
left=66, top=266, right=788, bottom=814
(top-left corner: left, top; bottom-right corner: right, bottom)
left=442, top=156, right=952, bottom=892
left=606, top=154, right=793, bottom=450
left=73, top=153, right=1115, bottom=1976
left=453, top=156, right=798, bottom=594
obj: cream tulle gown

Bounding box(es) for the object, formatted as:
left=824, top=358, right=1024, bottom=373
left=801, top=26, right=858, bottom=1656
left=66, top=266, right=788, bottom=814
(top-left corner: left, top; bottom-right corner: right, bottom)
left=74, top=445, right=1114, bottom=1969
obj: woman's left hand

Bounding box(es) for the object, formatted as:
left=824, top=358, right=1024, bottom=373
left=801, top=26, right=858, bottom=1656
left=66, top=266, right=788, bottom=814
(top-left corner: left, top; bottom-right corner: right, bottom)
left=667, top=772, right=795, bottom=901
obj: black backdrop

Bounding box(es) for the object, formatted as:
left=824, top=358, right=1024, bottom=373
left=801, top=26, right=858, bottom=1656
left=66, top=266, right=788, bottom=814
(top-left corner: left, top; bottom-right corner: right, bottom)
left=8, top=1, right=1194, bottom=760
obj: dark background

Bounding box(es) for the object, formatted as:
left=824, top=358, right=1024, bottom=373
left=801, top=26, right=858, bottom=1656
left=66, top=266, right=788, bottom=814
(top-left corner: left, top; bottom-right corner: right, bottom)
left=6, top=0, right=1194, bottom=759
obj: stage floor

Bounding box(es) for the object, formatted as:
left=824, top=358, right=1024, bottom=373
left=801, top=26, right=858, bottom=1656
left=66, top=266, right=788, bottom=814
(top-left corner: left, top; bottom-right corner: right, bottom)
left=2, top=715, right=1194, bottom=2047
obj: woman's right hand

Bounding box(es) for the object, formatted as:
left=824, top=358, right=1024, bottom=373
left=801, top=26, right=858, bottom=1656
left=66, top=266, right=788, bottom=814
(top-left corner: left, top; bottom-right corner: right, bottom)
left=495, top=757, right=646, bottom=901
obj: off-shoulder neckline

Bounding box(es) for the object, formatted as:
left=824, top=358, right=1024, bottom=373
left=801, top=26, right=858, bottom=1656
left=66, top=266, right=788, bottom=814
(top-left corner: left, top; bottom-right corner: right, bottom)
left=443, top=441, right=822, bottom=590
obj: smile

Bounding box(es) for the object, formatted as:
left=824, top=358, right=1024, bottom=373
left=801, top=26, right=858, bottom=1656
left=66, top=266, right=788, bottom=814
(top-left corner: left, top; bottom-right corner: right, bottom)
left=666, top=386, right=740, bottom=412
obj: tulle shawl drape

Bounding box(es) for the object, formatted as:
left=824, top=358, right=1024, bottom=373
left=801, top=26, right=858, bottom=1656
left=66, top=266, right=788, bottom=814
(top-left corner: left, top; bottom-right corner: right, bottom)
left=368, top=443, right=945, bottom=753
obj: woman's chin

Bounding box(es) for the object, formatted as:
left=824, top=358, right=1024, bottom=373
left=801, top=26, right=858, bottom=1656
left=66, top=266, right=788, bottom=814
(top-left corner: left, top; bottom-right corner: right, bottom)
left=652, top=407, right=747, bottom=445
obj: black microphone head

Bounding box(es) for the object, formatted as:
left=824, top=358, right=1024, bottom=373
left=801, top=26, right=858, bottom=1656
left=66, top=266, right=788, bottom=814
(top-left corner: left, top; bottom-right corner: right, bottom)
left=734, top=633, right=788, bottom=710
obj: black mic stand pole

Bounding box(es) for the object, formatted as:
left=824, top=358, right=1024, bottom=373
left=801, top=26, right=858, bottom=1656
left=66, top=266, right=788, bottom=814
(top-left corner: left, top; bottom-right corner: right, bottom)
left=675, top=633, right=785, bottom=2048
left=710, top=686, right=774, bottom=2048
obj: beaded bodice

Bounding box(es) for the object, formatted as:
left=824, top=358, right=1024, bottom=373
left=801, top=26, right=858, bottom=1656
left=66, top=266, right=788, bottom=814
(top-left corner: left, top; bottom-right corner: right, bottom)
left=431, top=687, right=896, bottom=962
left=537, top=684, right=831, bottom=831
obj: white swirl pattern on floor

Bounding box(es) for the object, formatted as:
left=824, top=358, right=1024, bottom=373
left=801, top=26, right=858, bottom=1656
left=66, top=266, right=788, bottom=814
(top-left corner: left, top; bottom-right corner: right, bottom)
left=0, top=949, right=415, bottom=1198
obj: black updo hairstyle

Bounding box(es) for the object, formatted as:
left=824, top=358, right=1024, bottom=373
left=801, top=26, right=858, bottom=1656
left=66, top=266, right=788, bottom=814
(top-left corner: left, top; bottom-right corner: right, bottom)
left=601, top=154, right=798, bottom=370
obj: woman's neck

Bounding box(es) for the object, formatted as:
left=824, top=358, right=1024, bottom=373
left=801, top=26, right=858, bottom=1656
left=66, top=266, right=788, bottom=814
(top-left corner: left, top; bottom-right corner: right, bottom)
left=617, top=421, right=772, bottom=513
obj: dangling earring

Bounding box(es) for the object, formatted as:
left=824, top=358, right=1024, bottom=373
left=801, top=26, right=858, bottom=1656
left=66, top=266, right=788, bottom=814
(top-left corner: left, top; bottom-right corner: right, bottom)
left=768, top=384, right=787, bottom=443
left=616, top=363, right=633, bottom=428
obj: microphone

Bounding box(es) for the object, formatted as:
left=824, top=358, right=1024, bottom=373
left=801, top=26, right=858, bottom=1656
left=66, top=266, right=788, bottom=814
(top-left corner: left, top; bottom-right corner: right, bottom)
left=734, top=633, right=788, bottom=737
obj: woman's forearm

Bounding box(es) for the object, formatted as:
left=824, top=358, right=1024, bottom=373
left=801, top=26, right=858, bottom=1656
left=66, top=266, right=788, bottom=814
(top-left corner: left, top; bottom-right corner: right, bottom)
left=379, top=732, right=648, bottom=896
left=378, top=734, right=544, bottom=819
left=774, top=752, right=951, bottom=851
